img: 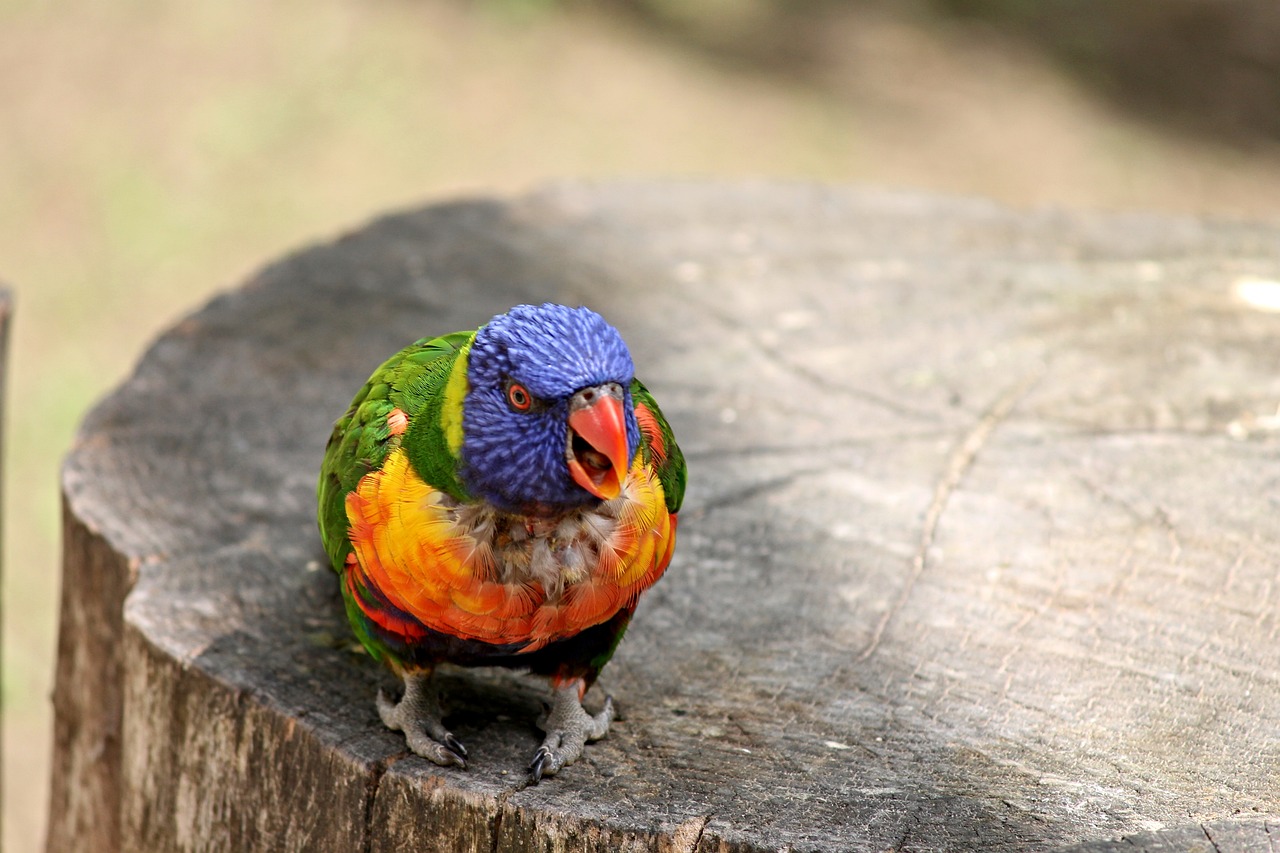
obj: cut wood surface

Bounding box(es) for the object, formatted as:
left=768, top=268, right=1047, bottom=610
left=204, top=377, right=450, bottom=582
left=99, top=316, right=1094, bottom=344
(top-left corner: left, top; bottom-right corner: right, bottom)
left=50, top=184, right=1280, bottom=852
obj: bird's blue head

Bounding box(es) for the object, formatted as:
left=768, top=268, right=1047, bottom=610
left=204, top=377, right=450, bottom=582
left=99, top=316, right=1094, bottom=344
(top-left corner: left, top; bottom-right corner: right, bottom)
left=460, top=303, right=641, bottom=513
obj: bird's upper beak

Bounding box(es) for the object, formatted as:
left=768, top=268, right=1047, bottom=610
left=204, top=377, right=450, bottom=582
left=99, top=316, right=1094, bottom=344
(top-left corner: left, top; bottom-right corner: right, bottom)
left=566, top=383, right=629, bottom=501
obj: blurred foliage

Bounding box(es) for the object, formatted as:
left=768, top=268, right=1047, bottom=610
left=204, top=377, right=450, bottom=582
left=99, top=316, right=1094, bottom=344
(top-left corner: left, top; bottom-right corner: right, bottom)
left=474, top=0, right=1280, bottom=143
left=934, top=0, right=1280, bottom=142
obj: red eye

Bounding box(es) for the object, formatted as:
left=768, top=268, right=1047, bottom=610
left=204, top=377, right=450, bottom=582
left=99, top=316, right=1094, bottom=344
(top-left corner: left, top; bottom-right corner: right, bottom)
left=507, top=382, right=533, bottom=412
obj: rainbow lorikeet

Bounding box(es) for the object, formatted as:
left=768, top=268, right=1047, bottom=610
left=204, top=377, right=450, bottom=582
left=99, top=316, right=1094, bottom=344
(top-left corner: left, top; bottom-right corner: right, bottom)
left=318, top=303, right=686, bottom=781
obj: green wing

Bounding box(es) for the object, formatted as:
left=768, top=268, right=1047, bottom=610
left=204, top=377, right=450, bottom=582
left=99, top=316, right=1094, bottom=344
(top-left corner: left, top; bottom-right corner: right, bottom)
left=631, top=378, right=687, bottom=515
left=317, top=330, right=473, bottom=570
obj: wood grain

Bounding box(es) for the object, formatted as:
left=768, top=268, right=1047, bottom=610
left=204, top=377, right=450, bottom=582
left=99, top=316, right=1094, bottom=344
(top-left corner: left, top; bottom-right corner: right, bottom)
left=49, top=184, right=1280, bottom=851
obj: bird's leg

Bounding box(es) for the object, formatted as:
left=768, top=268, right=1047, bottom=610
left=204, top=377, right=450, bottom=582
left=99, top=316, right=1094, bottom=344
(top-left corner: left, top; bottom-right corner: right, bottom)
left=377, top=668, right=468, bottom=768
left=528, top=678, right=614, bottom=783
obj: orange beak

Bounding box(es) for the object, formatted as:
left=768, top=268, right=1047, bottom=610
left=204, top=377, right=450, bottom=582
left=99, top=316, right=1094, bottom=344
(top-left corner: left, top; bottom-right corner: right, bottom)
left=566, top=387, right=630, bottom=501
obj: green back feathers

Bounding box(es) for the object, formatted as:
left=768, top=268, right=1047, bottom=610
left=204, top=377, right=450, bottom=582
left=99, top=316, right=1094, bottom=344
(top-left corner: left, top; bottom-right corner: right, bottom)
left=318, top=330, right=474, bottom=569
left=631, top=378, right=687, bottom=516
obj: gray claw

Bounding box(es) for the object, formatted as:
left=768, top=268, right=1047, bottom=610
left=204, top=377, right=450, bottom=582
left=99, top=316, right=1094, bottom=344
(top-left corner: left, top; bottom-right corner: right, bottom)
left=378, top=672, right=468, bottom=769
left=527, top=682, right=614, bottom=781
left=529, top=745, right=552, bottom=783
left=443, top=732, right=469, bottom=759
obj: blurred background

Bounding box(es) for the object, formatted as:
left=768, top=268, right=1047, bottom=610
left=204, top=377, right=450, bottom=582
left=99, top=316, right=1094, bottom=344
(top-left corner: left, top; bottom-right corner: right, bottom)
left=3, top=0, right=1279, bottom=848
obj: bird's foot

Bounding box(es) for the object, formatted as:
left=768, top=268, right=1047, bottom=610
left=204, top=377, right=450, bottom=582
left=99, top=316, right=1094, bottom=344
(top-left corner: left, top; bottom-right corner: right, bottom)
left=528, top=680, right=613, bottom=783
left=378, top=670, right=468, bottom=768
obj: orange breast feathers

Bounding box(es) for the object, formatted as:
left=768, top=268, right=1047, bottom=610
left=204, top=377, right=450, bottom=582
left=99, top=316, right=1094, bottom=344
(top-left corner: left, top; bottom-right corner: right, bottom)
left=344, top=447, right=676, bottom=651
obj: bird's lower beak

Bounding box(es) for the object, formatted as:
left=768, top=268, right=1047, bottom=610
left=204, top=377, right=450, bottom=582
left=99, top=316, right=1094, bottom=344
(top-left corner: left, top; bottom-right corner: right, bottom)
left=566, top=386, right=629, bottom=501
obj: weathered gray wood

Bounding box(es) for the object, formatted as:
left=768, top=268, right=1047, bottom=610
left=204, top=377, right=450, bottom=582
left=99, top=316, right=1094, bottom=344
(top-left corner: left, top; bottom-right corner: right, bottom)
left=1063, top=818, right=1279, bottom=852
left=50, top=184, right=1280, bottom=852
left=48, top=509, right=132, bottom=853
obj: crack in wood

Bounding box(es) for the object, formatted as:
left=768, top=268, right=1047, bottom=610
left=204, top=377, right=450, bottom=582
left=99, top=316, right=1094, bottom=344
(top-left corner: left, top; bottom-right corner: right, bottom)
left=888, top=806, right=920, bottom=853
left=670, top=814, right=712, bottom=853
left=857, top=368, right=1043, bottom=662
left=361, top=753, right=397, bottom=853
left=489, top=789, right=513, bottom=853
left=1202, top=822, right=1225, bottom=853
left=684, top=290, right=946, bottom=423
left=760, top=343, right=947, bottom=424
left=1071, top=477, right=1187, bottom=571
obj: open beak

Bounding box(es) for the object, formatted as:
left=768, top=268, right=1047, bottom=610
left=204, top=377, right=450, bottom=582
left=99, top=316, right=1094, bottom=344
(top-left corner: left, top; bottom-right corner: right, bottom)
left=566, top=384, right=630, bottom=501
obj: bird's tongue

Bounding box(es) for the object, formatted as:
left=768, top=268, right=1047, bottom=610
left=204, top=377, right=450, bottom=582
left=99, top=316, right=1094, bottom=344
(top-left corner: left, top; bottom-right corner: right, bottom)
left=567, top=395, right=628, bottom=500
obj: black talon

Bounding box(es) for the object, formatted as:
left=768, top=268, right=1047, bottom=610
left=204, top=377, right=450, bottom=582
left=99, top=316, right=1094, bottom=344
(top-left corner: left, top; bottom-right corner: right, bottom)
left=529, top=746, right=551, bottom=783
left=443, top=749, right=467, bottom=769
left=443, top=733, right=469, bottom=758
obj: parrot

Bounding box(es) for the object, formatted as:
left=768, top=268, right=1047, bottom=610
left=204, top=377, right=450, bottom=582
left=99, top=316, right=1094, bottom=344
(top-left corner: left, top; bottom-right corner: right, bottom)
left=317, top=303, right=685, bottom=781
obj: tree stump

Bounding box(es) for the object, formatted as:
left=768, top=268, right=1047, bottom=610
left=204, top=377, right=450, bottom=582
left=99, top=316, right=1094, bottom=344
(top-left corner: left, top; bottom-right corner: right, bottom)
left=49, top=183, right=1280, bottom=852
